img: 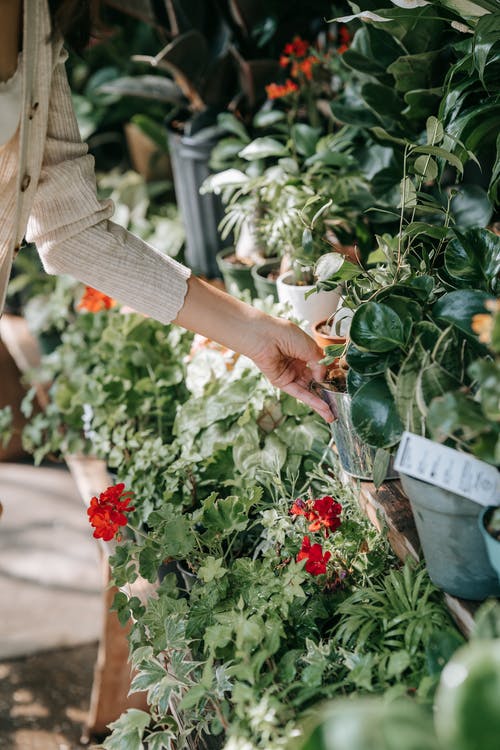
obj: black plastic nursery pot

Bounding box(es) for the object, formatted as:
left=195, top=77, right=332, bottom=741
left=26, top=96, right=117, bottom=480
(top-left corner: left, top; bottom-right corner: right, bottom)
left=166, top=127, right=229, bottom=278
left=251, top=257, right=280, bottom=302
left=216, top=248, right=257, bottom=298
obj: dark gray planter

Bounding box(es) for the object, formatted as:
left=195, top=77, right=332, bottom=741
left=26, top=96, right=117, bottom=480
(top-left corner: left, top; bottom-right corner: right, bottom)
left=216, top=248, right=256, bottom=298
left=251, top=258, right=280, bottom=302
left=400, top=473, right=500, bottom=600
left=166, top=126, right=230, bottom=277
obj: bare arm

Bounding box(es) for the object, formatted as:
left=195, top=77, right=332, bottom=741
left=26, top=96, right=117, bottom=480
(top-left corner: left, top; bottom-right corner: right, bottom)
left=175, top=276, right=333, bottom=422
left=0, top=0, right=21, bottom=81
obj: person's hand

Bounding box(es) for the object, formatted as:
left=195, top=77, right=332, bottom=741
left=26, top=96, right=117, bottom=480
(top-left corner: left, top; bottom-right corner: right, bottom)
left=174, top=276, right=334, bottom=422
left=247, top=316, right=334, bottom=423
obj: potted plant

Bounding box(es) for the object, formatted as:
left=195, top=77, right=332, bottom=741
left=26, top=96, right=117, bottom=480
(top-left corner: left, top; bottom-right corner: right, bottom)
left=408, top=298, right=500, bottom=598
left=480, top=507, right=500, bottom=583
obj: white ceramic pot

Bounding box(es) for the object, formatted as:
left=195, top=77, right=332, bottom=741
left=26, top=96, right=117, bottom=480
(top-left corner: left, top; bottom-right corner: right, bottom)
left=276, top=271, right=341, bottom=329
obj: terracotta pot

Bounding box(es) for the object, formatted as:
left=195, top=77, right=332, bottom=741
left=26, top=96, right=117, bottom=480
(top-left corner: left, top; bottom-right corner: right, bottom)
left=311, top=319, right=346, bottom=351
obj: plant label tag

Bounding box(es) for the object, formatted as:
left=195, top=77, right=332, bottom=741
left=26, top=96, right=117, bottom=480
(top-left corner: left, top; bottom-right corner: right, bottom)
left=394, top=432, right=500, bottom=506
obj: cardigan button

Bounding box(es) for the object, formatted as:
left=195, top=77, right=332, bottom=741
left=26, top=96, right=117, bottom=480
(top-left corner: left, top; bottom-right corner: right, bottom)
left=13, top=244, right=21, bottom=257
left=20, top=174, right=31, bottom=192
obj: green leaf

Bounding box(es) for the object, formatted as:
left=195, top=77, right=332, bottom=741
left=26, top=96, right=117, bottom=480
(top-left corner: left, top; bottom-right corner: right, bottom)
left=432, top=0, right=493, bottom=17
left=198, top=556, right=227, bottom=583
left=412, top=145, right=464, bottom=174
left=103, top=709, right=150, bottom=750
left=373, top=448, right=392, bottom=488
left=433, top=289, right=494, bottom=339
left=414, top=155, right=438, bottom=181
left=399, top=177, right=417, bottom=208
left=217, top=112, right=251, bottom=143
left=473, top=13, right=500, bottom=85
left=450, top=185, right=493, bottom=230
left=403, top=88, right=443, bottom=120
left=239, top=137, right=288, bottom=160
left=387, top=51, right=440, bottom=93
left=351, top=377, right=404, bottom=448
left=426, top=116, right=444, bottom=146
left=291, top=124, right=322, bottom=157
left=361, top=82, right=404, bottom=119
left=445, top=227, right=500, bottom=293
left=427, top=391, right=486, bottom=444
left=330, top=101, right=381, bottom=128
left=350, top=302, right=406, bottom=352
left=346, top=344, right=400, bottom=375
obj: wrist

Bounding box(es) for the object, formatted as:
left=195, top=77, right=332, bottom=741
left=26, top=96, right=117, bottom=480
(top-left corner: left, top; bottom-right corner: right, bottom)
left=174, top=275, right=270, bottom=357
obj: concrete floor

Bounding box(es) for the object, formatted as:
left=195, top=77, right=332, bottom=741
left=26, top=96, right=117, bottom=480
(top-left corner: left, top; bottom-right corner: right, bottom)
left=0, top=461, right=103, bottom=659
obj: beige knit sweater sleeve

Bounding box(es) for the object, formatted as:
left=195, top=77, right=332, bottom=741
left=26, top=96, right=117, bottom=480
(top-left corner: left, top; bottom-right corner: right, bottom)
left=26, top=48, right=191, bottom=324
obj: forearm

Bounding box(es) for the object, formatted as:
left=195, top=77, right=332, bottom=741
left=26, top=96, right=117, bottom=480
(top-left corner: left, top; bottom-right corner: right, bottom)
left=174, top=275, right=268, bottom=359
left=0, top=0, right=21, bottom=81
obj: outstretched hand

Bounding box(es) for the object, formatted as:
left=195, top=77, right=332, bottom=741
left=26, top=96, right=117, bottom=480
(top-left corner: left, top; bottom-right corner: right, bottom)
left=248, top=316, right=334, bottom=423
left=174, top=276, right=334, bottom=422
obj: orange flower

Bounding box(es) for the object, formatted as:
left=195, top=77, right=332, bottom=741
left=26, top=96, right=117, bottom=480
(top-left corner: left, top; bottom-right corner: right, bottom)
left=265, top=79, right=299, bottom=100
left=472, top=313, right=494, bottom=344
left=471, top=300, right=500, bottom=344
left=77, top=286, right=116, bottom=313
left=296, top=55, right=319, bottom=80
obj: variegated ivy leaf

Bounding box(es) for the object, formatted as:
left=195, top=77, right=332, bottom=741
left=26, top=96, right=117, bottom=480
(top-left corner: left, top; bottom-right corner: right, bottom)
left=314, top=252, right=345, bottom=281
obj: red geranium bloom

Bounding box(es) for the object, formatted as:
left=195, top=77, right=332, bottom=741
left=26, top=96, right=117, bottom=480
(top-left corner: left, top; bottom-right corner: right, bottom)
left=308, top=496, right=342, bottom=534
left=290, top=496, right=342, bottom=536
left=297, top=536, right=331, bottom=576
left=87, top=483, right=135, bottom=541
left=265, top=79, right=299, bottom=100
left=77, top=286, right=116, bottom=313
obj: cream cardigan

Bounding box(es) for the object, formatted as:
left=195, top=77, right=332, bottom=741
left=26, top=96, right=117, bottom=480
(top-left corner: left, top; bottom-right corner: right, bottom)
left=0, top=0, right=190, bottom=321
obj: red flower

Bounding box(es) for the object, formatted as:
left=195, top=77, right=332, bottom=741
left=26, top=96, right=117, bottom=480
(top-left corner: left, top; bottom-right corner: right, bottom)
left=337, top=25, right=351, bottom=55
left=283, top=36, right=310, bottom=58
left=265, top=79, right=299, bottom=100
left=308, top=496, right=342, bottom=534
left=87, top=483, right=135, bottom=541
left=77, top=286, right=116, bottom=313
left=290, top=495, right=342, bottom=536
left=297, top=536, right=331, bottom=576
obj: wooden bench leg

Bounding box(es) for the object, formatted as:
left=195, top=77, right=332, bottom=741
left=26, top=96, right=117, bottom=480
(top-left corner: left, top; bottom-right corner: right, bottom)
left=83, top=550, right=149, bottom=740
